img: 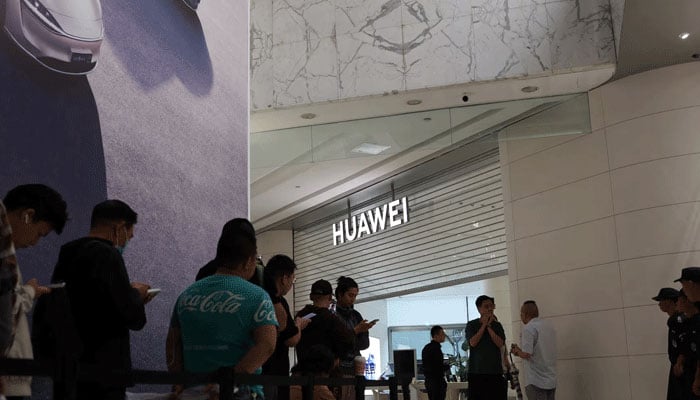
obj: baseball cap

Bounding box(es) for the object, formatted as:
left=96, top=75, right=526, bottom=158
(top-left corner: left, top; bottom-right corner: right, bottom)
left=652, top=287, right=680, bottom=301
left=310, top=279, right=333, bottom=295
left=674, top=267, right=700, bottom=283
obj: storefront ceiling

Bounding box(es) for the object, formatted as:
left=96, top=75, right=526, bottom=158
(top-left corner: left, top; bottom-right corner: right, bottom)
left=252, top=93, right=590, bottom=231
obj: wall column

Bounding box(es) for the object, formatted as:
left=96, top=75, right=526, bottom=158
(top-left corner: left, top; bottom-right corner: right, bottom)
left=501, top=62, right=700, bottom=400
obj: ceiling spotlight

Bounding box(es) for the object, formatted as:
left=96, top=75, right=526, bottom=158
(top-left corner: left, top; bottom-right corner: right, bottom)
left=300, top=113, right=316, bottom=119
left=406, top=99, right=422, bottom=105
left=679, top=32, right=691, bottom=40
left=521, top=86, right=539, bottom=93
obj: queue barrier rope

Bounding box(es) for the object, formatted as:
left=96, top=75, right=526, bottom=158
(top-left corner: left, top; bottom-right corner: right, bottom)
left=0, top=358, right=412, bottom=400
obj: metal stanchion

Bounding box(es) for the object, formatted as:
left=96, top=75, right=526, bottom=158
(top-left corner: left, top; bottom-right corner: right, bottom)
left=218, top=367, right=235, bottom=400
left=302, top=375, right=314, bottom=400
left=355, top=375, right=366, bottom=400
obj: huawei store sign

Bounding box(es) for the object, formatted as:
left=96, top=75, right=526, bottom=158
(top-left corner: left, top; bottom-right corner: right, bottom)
left=332, top=197, right=409, bottom=246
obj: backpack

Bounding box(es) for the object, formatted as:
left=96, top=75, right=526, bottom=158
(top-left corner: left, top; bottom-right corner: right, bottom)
left=31, top=286, right=83, bottom=361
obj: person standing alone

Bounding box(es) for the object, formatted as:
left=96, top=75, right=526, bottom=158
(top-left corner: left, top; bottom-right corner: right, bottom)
left=422, top=326, right=448, bottom=400
left=465, top=295, right=507, bottom=400
left=511, top=301, right=557, bottom=400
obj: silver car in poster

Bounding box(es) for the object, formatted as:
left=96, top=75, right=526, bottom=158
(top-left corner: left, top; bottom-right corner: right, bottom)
left=2, top=0, right=103, bottom=74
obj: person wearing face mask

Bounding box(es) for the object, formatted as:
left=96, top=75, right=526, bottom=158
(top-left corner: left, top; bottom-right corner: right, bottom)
left=49, top=200, right=151, bottom=400
left=0, top=184, right=68, bottom=400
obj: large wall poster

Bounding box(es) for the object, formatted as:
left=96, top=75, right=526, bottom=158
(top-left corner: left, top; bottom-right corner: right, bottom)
left=0, top=0, right=249, bottom=394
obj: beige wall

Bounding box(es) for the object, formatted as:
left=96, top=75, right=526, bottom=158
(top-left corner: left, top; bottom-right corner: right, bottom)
left=501, top=62, right=700, bottom=400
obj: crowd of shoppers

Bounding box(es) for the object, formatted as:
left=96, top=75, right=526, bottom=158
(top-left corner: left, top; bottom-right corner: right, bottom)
left=2, top=182, right=694, bottom=400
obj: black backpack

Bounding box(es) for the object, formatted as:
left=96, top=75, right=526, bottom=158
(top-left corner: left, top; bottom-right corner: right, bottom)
left=31, top=286, right=83, bottom=361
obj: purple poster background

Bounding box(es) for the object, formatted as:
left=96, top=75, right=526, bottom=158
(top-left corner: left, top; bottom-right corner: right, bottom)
left=0, top=0, right=249, bottom=394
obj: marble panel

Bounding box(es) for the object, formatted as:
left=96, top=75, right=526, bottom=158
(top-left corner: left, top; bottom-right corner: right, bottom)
left=547, top=0, right=616, bottom=70
left=403, top=15, right=474, bottom=90
left=273, top=38, right=339, bottom=107
left=273, top=0, right=336, bottom=46
left=609, top=0, right=625, bottom=57
left=336, top=0, right=402, bottom=36
left=338, top=26, right=405, bottom=98
left=251, top=47, right=274, bottom=110
left=251, top=0, right=275, bottom=111
left=402, top=0, right=471, bottom=23
left=472, top=4, right=551, bottom=81
left=251, top=0, right=273, bottom=36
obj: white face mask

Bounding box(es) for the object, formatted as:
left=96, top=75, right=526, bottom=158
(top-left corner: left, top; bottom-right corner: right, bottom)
left=114, top=225, right=129, bottom=255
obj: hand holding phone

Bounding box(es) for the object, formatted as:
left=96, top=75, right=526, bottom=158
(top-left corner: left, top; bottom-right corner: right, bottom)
left=370, top=319, right=379, bottom=324
left=302, top=312, right=316, bottom=320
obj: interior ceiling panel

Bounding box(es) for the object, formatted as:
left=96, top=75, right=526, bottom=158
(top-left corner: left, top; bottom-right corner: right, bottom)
left=614, top=0, right=700, bottom=79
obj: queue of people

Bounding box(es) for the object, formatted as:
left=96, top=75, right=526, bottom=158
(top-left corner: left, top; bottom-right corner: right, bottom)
left=0, top=182, right=689, bottom=400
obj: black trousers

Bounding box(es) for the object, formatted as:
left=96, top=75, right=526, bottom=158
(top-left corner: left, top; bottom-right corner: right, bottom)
left=424, top=377, right=447, bottom=400
left=467, top=373, right=507, bottom=400
left=668, top=364, right=683, bottom=400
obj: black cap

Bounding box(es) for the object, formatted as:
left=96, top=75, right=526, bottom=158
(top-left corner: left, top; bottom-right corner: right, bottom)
left=310, top=279, right=333, bottom=295
left=674, top=267, right=700, bottom=283
left=652, top=287, right=680, bottom=301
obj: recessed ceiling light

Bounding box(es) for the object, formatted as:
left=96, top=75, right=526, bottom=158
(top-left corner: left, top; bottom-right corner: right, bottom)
left=521, top=86, right=539, bottom=93
left=351, top=143, right=391, bottom=155
left=679, top=32, right=691, bottom=40
left=406, top=99, right=422, bottom=105
left=300, top=113, right=316, bottom=119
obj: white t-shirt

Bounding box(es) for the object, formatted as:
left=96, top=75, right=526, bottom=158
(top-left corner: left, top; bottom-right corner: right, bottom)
left=521, top=317, right=557, bottom=389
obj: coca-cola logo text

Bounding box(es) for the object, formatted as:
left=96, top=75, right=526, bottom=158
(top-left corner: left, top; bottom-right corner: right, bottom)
left=178, top=290, right=245, bottom=313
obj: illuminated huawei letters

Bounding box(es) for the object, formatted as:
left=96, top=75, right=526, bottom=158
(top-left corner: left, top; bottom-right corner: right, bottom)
left=332, top=197, right=409, bottom=246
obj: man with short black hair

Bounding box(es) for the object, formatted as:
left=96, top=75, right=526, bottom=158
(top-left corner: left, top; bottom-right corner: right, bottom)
left=0, top=184, right=68, bottom=398
left=466, top=295, right=507, bottom=400
left=167, top=218, right=278, bottom=400
left=50, top=199, right=151, bottom=400
left=511, top=301, right=557, bottom=400
left=422, top=326, right=448, bottom=400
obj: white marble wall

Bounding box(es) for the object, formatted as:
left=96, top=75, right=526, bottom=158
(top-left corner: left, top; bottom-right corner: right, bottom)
left=250, top=0, right=616, bottom=110
left=502, top=62, right=700, bottom=400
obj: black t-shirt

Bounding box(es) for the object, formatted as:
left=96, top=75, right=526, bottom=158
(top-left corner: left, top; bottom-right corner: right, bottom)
left=421, top=340, right=447, bottom=380
left=263, top=296, right=299, bottom=377
left=465, top=318, right=505, bottom=375
left=295, top=305, right=354, bottom=362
